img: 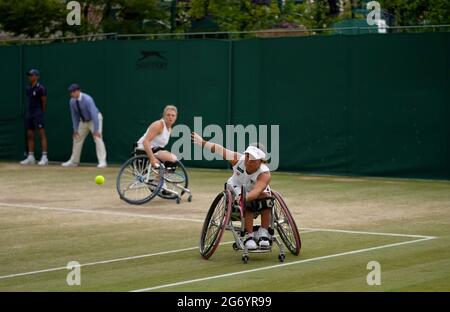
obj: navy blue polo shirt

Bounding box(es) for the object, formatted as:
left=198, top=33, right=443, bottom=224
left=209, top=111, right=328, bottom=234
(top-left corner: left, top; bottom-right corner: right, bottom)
left=26, top=83, right=47, bottom=115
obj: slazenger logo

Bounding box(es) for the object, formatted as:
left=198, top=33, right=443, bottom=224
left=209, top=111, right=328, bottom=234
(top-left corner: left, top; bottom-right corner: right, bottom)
left=136, top=50, right=168, bottom=70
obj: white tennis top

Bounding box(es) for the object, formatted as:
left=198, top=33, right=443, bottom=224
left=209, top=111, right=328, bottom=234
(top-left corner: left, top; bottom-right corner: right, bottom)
left=227, top=155, right=271, bottom=196
left=137, top=119, right=171, bottom=149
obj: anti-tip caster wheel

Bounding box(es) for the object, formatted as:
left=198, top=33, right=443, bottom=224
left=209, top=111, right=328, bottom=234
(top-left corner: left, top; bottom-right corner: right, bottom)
left=176, top=197, right=181, bottom=204
left=242, top=255, right=249, bottom=264
left=232, top=243, right=239, bottom=251
left=188, top=195, right=193, bottom=202
left=278, top=254, right=285, bottom=263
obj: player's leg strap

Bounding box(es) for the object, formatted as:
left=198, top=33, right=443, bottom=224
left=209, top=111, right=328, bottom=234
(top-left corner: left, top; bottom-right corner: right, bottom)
left=164, top=161, right=178, bottom=170
left=246, top=197, right=274, bottom=212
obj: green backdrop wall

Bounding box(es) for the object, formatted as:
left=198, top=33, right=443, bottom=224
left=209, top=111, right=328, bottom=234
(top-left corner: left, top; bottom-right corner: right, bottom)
left=0, top=33, right=449, bottom=179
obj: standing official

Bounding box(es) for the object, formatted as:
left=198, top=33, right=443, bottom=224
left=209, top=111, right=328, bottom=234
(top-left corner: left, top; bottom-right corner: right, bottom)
left=62, top=84, right=107, bottom=168
left=20, top=69, right=49, bottom=165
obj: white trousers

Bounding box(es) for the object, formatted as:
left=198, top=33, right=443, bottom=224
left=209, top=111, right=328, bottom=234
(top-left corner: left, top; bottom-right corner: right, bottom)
left=70, top=113, right=107, bottom=164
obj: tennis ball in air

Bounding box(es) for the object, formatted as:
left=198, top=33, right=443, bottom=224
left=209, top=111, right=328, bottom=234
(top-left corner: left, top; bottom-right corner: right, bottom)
left=95, top=175, right=105, bottom=185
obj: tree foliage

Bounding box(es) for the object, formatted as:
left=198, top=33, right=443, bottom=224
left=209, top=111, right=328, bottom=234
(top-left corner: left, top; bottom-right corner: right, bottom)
left=101, top=0, right=169, bottom=34
left=0, top=0, right=449, bottom=38
left=188, top=0, right=281, bottom=32
left=379, top=0, right=450, bottom=26
left=0, top=0, right=66, bottom=37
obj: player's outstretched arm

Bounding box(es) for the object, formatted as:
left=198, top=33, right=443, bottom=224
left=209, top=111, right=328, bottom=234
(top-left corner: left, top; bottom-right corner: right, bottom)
left=191, top=132, right=240, bottom=166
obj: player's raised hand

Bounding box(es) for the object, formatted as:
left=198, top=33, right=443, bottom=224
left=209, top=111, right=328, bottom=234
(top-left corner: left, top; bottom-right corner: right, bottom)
left=191, top=132, right=204, bottom=146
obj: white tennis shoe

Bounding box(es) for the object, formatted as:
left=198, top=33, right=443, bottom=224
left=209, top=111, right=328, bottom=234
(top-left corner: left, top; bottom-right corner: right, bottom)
left=38, top=156, right=48, bottom=166
left=97, top=161, right=107, bottom=168
left=62, top=160, right=78, bottom=167
left=244, top=233, right=258, bottom=250
left=20, top=155, right=36, bottom=165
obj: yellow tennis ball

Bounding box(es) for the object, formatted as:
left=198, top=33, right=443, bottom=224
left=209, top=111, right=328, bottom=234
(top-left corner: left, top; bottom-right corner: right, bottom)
left=95, top=175, right=105, bottom=185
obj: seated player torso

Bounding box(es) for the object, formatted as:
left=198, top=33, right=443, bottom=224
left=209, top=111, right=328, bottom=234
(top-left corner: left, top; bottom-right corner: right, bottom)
left=137, top=119, right=171, bottom=149
left=227, top=155, right=271, bottom=195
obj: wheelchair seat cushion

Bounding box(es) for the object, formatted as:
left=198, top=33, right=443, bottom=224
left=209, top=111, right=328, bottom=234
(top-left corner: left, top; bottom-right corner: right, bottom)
left=133, top=146, right=163, bottom=156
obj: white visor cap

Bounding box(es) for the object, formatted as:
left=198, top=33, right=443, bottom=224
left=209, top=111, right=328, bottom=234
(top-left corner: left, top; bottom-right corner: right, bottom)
left=245, top=145, right=266, bottom=161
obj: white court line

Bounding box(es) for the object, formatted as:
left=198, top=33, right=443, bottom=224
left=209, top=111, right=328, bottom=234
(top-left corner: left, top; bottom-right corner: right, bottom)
left=0, top=201, right=436, bottom=285
left=0, top=246, right=199, bottom=280
left=0, top=230, right=318, bottom=281
left=0, top=202, right=203, bottom=223
left=0, top=202, right=434, bottom=239
left=300, top=227, right=435, bottom=239
left=131, top=236, right=436, bottom=292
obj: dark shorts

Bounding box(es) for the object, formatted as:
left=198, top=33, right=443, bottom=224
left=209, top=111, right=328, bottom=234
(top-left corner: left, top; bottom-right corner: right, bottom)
left=26, top=114, right=45, bottom=130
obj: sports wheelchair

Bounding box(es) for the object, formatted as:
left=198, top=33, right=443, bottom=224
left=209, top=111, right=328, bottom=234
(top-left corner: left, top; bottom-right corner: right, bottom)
left=199, top=185, right=301, bottom=263
left=116, top=144, right=192, bottom=205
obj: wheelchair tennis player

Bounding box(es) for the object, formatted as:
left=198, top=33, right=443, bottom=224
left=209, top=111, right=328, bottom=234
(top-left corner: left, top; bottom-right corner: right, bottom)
left=137, top=105, right=178, bottom=168
left=116, top=105, right=192, bottom=204
left=192, top=132, right=273, bottom=250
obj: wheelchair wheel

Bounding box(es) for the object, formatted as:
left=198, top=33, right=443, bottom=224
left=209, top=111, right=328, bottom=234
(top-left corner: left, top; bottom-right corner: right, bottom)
left=157, top=160, right=189, bottom=200
left=199, top=190, right=232, bottom=259
left=273, top=191, right=301, bottom=256
left=116, top=155, right=164, bottom=205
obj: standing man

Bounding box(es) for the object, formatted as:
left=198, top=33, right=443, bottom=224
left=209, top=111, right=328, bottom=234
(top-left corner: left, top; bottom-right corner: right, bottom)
left=20, top=69, right=49, bottom=165
left=62, top=84, right=107, bottom=168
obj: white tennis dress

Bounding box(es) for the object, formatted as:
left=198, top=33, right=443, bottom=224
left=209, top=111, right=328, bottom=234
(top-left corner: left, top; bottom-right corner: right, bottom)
left=137, top=119, right=171, bottom=150
left=227, top=155, right=271, bottom=196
